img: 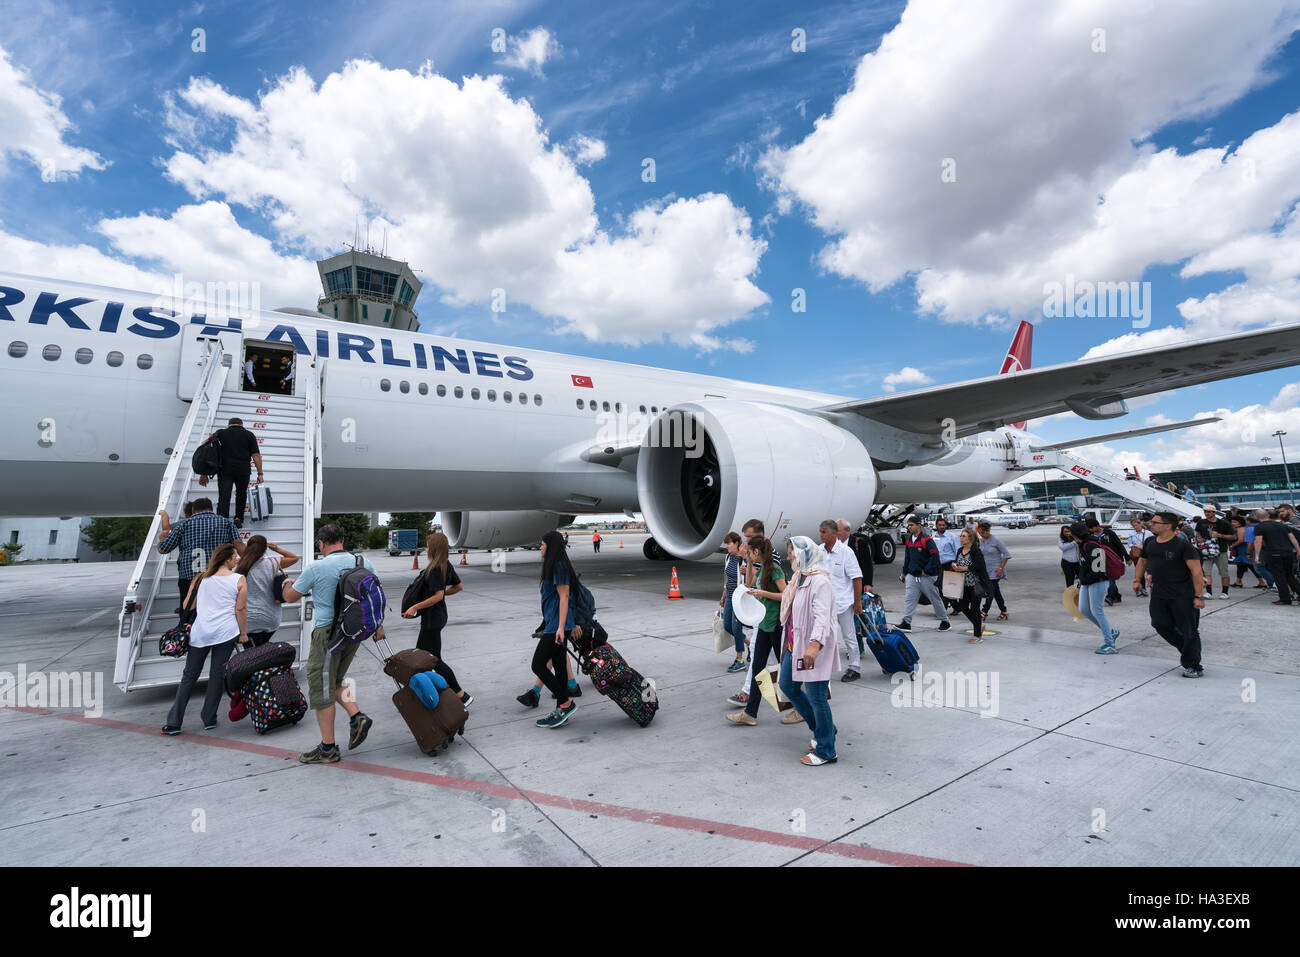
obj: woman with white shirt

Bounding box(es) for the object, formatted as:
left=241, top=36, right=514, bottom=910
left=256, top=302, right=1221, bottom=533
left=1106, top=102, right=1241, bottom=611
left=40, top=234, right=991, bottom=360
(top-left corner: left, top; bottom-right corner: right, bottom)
left=234, top=535, right=299, bottom=646
left=162, top=543, right=248, bottom=735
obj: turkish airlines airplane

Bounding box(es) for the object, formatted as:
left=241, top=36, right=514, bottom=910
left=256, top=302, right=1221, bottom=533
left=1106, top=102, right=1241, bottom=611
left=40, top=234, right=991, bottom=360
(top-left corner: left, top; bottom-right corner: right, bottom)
left=3, top=272, right=1298, bottom=562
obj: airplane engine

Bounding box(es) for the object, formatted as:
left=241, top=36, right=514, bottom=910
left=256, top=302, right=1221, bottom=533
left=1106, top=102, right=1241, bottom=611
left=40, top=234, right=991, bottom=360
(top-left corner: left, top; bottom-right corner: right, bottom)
left=443, top=510, right=575, bottom=550
left=636, top=400, right=878, bottom=562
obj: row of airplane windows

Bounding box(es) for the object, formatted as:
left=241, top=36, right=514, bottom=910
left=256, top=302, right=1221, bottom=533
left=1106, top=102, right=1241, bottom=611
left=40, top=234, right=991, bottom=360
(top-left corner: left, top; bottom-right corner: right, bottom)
left=8, top=340, right=153, bottom=369
left=377, top=377, right=668, bottom=415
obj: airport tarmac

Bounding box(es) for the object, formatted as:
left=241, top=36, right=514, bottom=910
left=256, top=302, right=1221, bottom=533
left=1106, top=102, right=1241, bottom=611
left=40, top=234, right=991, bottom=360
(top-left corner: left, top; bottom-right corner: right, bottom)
left=1, top=525, right=1297, bottom=867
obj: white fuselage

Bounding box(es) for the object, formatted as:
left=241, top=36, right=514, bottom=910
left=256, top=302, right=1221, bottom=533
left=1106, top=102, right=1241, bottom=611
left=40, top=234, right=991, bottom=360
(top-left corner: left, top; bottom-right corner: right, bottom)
left=0, top=274, right=1019, bottom=517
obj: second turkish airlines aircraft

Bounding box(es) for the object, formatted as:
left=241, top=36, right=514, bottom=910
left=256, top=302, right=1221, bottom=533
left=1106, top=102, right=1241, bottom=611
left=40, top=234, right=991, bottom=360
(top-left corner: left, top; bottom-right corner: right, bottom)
left=3, top=272, right=1298, bottom=561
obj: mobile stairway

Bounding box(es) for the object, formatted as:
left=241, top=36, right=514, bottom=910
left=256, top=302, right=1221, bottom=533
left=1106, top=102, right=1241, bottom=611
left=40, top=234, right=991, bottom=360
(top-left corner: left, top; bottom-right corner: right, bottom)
left=1014, top=447, right=1204, bottom=519
left=113, top=340, right=323, bottom=691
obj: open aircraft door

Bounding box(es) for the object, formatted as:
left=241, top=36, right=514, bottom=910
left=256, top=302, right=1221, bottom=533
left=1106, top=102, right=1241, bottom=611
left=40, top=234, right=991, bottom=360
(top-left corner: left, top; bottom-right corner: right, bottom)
left=178, top=327, right=243, bottom=399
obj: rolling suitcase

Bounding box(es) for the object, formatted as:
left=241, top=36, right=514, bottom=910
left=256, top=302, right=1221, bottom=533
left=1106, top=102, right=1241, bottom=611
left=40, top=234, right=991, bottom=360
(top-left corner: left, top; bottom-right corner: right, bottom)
left=223, top=639, right=296, bottom=695
left=566, top=629, right=658, bottom=727
left=373, top=639, right=467, bottom=755
left=861, top=614, right=919, bottom=680
left=248, top=483, right=273, bottom=522
left=244, top=665, right=307, bottom=733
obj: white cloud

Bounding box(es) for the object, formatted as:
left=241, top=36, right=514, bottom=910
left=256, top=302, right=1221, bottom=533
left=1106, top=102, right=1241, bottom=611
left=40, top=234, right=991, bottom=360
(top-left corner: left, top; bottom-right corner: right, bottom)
left=0, top=226, right=157, bottom=290
left=882, top=366, right=933, bottom=392
left=158, top=61, right=768, bottom=349
left=500, top=27, right=559, bottom=75
left=759, top=0, right=1300, bottom=324
left=567, top=134, right=607, bottom=166
left=0, top=44, right=105, bottom=179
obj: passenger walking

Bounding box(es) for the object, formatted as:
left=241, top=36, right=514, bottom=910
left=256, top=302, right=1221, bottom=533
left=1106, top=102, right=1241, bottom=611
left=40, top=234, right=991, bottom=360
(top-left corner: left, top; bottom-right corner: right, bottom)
left=896, top=517, right=951, bottom=632
left=233, top=535, right=299, bottom=645
left=1058, top=525, right=1080, bottom=588
left=198, top=417, right=264, bottom=528
left=1229, top=516, right=1268, bottom=588
left=1084, top=516, right=1125, bottom=606
left=157, top=497, right=243, bottom=621
left=1071, top=522, right=1121, bottom=655
left=777, top=536, right=841, bottom=766
left=817, top=519, right=865, bottom=681
left=532, top=530, right=580, bottom=728
left=1127, top=515, right=1153, bottom=596
left=951, top=529, right=991, bottom=643
left=280, top=523, right=378, bottom=763
left=931, top=517, right=960, bottom=612
left=977, top=521, right=1012, bottom=621
left=1197, top=505, right=1234, bottom=599
left=1183, top=485, right=1198, bottom=504
left=1252, top=508, right=1300, bottom=605
left=725, top=535, right=787, bottom=726
left=161, top=543, right=248, bottom=734
left=719, top=532, right=749, bottom=673
left=728, top=518, right=773, bottom=710
left=400, top=532, right=472, bottom=707
left=1135, top=512, right=1206, bottom=677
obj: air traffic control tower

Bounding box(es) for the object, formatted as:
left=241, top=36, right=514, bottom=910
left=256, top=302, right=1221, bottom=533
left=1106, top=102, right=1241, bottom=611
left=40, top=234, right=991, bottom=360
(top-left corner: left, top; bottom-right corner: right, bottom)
left=315, top=248, right=423, bottom=332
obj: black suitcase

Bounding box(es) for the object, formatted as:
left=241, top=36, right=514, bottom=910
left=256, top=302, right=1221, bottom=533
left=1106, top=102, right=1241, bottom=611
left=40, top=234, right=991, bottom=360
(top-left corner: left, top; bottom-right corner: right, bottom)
left=566, top=626, right=658, bottom=727
left=224, top=640, right=296, bottom=695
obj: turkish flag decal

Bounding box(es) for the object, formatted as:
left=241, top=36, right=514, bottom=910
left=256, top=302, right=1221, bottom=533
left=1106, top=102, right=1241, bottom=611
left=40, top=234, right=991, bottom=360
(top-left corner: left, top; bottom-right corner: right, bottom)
left=571, top=374, right=594, bottom=388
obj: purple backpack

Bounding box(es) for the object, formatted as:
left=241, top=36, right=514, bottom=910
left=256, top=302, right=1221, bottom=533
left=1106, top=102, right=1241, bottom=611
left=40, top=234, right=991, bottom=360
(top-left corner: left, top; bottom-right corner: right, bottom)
left=328, top=554, right=386, bottom=653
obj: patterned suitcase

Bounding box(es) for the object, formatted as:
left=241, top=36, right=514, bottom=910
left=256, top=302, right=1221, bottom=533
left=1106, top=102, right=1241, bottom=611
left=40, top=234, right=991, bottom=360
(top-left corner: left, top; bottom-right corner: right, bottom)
left=245, top=665, right=307, bottom=733
left=223, top=640, right=296, bottom=695
left=569, top=636, right=659, bottom=728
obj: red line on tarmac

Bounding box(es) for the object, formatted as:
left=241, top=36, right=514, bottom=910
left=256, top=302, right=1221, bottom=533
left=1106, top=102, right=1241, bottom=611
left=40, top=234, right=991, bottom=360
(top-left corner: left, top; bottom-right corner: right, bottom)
left=8, top=707, right=971, bottom=867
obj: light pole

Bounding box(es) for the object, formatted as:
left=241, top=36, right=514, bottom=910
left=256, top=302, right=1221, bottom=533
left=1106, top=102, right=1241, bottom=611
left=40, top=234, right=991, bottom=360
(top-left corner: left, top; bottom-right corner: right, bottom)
left=1273, top=430, right=1293, bottom=505
left=1262, top=457, right=1272, bottom=503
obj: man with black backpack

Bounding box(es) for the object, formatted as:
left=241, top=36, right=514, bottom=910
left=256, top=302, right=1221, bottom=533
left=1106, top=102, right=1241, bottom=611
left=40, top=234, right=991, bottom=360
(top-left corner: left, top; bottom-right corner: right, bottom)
left=281, top=523, right=383, bottom=763
left=196, top=418, right=264, bottom=528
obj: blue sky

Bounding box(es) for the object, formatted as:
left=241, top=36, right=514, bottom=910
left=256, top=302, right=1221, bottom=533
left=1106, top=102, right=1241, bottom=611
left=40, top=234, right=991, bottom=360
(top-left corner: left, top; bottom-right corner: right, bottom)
left=3, top=0, right=1300, bottom=481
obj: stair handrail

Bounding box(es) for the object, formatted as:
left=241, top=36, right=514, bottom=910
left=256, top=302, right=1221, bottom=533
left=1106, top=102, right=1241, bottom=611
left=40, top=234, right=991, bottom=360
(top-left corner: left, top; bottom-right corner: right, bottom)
left=298, top=355, right=324, bottom=640
left=114, top=339, right=229, bottom=691
left=1016, top=448, right=1203, bottom=520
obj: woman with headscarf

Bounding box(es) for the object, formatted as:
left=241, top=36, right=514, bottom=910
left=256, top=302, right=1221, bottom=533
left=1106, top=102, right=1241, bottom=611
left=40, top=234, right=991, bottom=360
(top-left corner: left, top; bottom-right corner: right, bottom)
left=777, top=535, right=841, bottom=766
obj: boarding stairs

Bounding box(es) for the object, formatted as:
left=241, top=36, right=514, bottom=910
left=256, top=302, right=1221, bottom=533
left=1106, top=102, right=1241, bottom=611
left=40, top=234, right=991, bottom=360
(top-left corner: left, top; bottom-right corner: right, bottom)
left=114, top=340, right=324, bottom=691
left=1013, top=448, right=1202, bottom=519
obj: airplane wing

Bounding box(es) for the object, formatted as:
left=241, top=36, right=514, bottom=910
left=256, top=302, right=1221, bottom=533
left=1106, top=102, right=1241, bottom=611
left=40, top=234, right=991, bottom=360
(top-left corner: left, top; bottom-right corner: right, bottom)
left=818, top=322, right=1300, bottom=437
left=1028, top=416, right=1220, bottom=452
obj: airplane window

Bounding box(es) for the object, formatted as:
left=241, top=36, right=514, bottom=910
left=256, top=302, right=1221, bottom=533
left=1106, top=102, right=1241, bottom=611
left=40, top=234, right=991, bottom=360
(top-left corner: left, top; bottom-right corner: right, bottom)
left=651, top=406, right=658, bottom=414
left=471, top=388, right=480, bottom=400
left=399, top=380, right=410, bottom=394
left=519, top=393, right=528, bottom=405
left=576, top=399, right=584, bottom=409
left=615, top=402, right=622, bottom=412
left=136, top=354, right=153, bottom=370
left=75, top=348, right=92, bottom=364
left=639, top=405, right=646, bottom=414
left=454, top=386, right=463, bottom=398
left=7, top=341, right=27, bottom=358
left=42, top=344, right=61, bottom=361
left=437, top=384, right=446, bottom=397
left=534, top=394, right=542, bottom=406
left=487, top=389, right=496, bottom=401
left=418, top=382, right=428, bottom=395
left=106, top=351, right=123, bottom=367
left=504, top=391, right=513, bottom=403
left=588, top=400, right=596, bottom=411
left=380, top=379, right=391, bottom=392
left=602, top=401, right=610, bottom=412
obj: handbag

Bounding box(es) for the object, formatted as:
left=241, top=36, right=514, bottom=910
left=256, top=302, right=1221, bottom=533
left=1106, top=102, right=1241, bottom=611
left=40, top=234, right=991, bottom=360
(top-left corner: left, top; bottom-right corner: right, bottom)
left=712, top=609, right=731, bottom=654
left=159, top=621, right=190, bottom=658
left=754, top=667, right=793, bottom=713
left=941, top=570, right=965, bottom=599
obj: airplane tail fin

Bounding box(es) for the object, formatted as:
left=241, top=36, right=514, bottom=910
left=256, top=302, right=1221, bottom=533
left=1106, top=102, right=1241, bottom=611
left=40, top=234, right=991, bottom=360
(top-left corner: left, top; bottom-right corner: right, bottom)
left=999, top=321, right=1033, bottom=430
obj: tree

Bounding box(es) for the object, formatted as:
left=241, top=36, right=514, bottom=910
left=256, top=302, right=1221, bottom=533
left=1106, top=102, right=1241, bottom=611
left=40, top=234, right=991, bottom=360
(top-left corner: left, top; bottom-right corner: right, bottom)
left=388, top=512, right=435, bottom=539
left=81, top=517, right=152, bottom=560
left=366, top=525, right=390, bottom=550
left=315, top=514, right=370, bottom=551
left=0, top=540, right=22, bottom=565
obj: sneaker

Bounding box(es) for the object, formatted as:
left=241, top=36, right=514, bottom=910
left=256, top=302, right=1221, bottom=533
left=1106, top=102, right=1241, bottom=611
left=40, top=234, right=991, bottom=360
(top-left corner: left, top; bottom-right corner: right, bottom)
left=1111, top=628, right=1121, bottom=642
left=780, top=709, right=805, bottom=725
left=161, top=725, right=181, bottom=736
left=552, top=682, right=583, bottom=699
left=1272, top=599, right=1292, bottom=606
left=1103, top=597, right=1114, bottom=607
left=726, top=658, right=747, bottom=673
left=516, top=688, right=541, bottom=708
left=1181, top=667, right=1203, bottom=678
left=896, top=620, right=911, bottom=631
left=1202, top=592, right=1213, bottom=600
left=298, top=744, right=340, bottom=764
left=938, top=621, right=951, bottom=631
left=726, top=694, right=748, bottom=708
left=203, top=720, right=218, bottom=731
left=725, top=711, right=756, bottom=726
left=536, top=704, right=577, bottom=729
left=840, top=669, right=861, bottom=682
left=1095, top=644, right=1118, bottom=655
left=1218, top=592, right=1229, bottom=600
left=1138, top=589, right=1149, bottom=597
left=348, top=712, right=373, bottom=750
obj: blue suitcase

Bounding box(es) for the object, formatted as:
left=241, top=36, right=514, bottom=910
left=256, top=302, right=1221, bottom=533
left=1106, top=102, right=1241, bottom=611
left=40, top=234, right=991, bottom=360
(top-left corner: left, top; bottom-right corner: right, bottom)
left=860, top=613, right=919, bottom=680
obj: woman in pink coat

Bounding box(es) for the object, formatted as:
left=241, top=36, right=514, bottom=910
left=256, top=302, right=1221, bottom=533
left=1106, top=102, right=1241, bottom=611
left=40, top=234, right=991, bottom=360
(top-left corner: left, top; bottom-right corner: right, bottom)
left=778, top=535, right=842, bottom=765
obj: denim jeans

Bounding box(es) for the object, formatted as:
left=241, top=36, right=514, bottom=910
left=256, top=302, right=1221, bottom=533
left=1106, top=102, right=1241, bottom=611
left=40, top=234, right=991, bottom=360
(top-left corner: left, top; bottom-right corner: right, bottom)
left=779, top=653, right=835, bottom=760
left=1077, top=580, right=1115, bottom=646
left=722, top=593, right=746, bottom=656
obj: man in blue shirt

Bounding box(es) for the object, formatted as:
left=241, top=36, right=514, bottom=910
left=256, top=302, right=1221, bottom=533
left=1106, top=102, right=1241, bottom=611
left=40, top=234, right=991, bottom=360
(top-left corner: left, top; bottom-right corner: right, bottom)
left=977, top=521, right=1012, bottom=620
left=932, top=517, right=960, bottom=611
left=282, top=523, right=382, bottom=764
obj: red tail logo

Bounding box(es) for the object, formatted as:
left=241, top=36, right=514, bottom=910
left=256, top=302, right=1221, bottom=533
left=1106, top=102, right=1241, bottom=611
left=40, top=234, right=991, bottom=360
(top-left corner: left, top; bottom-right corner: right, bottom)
left=999, top=321, right=1033, bottom=430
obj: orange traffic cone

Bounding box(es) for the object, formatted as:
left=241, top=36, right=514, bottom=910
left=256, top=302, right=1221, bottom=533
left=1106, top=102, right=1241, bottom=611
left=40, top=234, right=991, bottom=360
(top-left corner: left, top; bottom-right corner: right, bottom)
left=459, top=549, right=468, bottom=566
left=412, top=551, right=420, bottom=570
left=666, top=566, right=684, bottom=600
left=619, top=537, right=624, bottom=549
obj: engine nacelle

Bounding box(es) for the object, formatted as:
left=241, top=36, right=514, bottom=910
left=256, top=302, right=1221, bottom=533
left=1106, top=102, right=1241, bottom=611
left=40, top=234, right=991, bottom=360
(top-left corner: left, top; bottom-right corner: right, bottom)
left=443, top=510, right=574, bottom=550
left=636, top=401, right=878, bottom=562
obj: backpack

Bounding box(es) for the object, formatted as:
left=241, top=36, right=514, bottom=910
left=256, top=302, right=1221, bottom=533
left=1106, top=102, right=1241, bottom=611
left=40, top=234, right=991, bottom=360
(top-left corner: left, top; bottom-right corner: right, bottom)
left=570, top=574, right=597, bottom=626
left=1197, top=539, right=1220, bottom=559
left=191, top=432, right=223, bottom=477
left=1094, top=542, right=1125, bottom=580
left=328, top=554, right=386, bottom=653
